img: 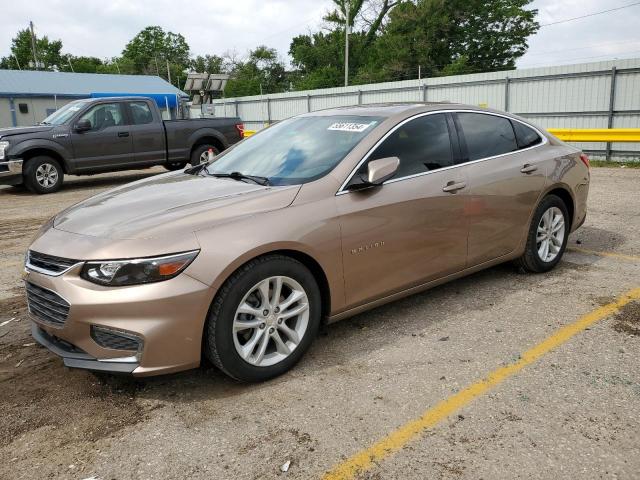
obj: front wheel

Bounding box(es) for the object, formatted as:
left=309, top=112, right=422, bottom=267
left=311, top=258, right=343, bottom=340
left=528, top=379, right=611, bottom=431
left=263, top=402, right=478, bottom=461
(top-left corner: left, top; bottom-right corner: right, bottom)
left=204, top=255, right=321, bottom=382
left=515, top=194, right=569, bottom=273
left=23, top=156, right=64, bottom=194
left=164, top=161, right=187, bottom=171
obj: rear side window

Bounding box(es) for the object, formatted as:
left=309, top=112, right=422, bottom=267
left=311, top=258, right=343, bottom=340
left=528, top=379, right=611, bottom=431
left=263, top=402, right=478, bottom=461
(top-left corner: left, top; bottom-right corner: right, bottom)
left=457, top=113, right=517, bottom=161
left=512, top=120, right=542, bottom=149
left=367, top=113, right=453, bottom=178
left=129, top=101, right=154, bottom=125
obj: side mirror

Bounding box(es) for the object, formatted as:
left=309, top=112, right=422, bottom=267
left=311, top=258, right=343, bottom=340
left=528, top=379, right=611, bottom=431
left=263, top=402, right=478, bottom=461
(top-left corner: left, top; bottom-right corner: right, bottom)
left=74, top=119, right=92, bottom=132
left=366, top=156, right=400, bottom=185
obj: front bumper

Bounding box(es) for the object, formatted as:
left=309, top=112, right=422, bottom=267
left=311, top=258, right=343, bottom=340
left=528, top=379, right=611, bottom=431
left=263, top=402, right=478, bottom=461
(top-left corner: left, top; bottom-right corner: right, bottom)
left=0, top=158, right=23, bottom=185
left=25, top=262, right=214, bottom=377
left=32, top=323, right=138, bottom=373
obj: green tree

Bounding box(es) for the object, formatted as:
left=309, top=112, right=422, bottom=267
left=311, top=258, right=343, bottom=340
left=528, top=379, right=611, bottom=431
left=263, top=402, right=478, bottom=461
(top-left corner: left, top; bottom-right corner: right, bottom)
left=224, top=46, right=288, bottom=97
left=0, top=28, right=63, bottom=70
left=121, top=26, right=190, bottom=82
left=191, top=54, right=225, bottom=73
left=59, top=56, right=103, bottom=73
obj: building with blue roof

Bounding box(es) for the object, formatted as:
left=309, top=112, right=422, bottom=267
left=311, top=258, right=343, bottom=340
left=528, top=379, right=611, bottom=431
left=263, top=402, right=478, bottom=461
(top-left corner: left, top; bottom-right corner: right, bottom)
left=0, top=69, right=188, bottom=127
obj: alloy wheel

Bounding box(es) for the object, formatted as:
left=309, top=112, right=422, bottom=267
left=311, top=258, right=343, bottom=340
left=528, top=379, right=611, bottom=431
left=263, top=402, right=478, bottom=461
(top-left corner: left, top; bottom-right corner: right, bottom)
left=232, top=276, right=309, bottom=367
left=536, top=206, right=565, bottom=262
left=35, top=163, right=59, bottom=188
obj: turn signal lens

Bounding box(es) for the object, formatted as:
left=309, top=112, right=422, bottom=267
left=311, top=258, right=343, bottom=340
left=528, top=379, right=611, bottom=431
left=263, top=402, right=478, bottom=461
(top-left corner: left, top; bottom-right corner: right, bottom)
left=81, top=250, right=199, bottom=286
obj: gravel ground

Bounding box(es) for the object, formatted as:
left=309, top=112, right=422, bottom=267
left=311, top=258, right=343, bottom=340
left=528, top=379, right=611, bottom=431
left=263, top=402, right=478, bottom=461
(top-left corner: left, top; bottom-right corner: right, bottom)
left=0, top=167, right=638, bottom=480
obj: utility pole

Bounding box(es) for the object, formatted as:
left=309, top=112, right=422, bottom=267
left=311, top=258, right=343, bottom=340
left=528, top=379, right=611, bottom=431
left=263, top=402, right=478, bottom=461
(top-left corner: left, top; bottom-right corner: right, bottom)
left=29, top=21, right=39, bottom=69
left=67, top=55, right=74, bottom=72
left=418, top=65, right=421, bottom=80
left=344, top=1, right=350, bottom=87
left=113, top=58, right=121, bottom=74
left=13, top=54, right=21, bottom=70
left=166, top=58, right=172, bottom=84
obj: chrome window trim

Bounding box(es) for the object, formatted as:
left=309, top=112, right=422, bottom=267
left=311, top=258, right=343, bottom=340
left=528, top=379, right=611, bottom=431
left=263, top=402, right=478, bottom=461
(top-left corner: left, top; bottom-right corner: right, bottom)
left=336, top=109, right=548, bottom=196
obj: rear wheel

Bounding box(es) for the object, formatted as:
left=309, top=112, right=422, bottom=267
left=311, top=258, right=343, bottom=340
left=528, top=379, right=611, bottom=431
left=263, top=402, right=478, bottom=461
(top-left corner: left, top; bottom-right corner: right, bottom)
left=515, top=194, right=569, bottom=273
left=23, top=156, right=64, bottom=194
left=190, top=144, right=219, bottom=166
left=204, top=255, right=321, bottom=382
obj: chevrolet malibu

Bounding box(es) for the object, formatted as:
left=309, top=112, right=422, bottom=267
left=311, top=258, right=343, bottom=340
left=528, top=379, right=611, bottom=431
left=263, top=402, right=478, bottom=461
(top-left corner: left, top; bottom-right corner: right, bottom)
left=25, top=103, right=590, bottom=382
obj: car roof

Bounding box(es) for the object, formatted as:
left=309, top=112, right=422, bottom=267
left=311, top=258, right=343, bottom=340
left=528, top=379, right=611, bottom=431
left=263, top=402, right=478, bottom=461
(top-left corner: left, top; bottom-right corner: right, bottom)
left=305, top=102, right=489, bottom=118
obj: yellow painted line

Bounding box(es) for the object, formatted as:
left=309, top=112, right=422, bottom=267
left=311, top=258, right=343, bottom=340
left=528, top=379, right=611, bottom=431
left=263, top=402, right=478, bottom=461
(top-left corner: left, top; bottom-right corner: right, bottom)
left=548, top=128, right=640, bottom=142
left=322, top=287, right=640, bottom=480
left=568, top=247, right=640, bottom=262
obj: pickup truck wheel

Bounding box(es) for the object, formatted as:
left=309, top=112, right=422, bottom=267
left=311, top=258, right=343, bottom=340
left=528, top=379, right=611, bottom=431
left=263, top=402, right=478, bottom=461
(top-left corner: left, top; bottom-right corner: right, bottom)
left=190, top=144, right=219, bottom=166
left=165, top=161, right=187, bottom=171
left=23, top=156, right=64, bottom=194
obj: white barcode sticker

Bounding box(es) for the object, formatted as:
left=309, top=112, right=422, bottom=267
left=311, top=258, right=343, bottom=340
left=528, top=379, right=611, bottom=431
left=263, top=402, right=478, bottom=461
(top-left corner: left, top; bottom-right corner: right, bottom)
left=327, top=122, right=374, bottom=132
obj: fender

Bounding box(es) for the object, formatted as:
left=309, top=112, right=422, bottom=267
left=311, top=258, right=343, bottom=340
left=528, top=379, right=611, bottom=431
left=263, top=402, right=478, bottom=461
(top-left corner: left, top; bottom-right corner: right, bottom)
left=186, top=127, right=229, bottom=152
left=9, top=139, right=74, bottom=173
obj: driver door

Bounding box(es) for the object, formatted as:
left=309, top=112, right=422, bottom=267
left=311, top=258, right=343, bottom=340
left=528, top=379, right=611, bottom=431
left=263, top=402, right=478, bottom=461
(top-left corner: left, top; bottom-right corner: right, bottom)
left=337, top=113, right=469, bottom=308
left=70, top=102, right=133, bottom=171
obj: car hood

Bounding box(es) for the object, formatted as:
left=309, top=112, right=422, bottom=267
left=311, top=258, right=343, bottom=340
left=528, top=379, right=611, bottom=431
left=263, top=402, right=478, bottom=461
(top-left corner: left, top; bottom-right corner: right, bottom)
left=0, top=125, right=53, bottom=138
left=54, top=172, right=301, bottom=240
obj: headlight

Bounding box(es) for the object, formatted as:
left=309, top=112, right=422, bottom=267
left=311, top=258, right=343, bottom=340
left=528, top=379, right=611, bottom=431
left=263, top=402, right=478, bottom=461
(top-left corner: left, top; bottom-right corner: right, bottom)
left=81, top=250, right=199, bottom=286
left=0, top=141, right=9, bottom=160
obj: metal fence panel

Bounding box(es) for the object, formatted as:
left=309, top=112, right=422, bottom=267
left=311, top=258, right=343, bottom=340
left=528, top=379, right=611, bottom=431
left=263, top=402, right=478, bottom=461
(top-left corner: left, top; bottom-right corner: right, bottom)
left=211, top=58, right=640, bottom=160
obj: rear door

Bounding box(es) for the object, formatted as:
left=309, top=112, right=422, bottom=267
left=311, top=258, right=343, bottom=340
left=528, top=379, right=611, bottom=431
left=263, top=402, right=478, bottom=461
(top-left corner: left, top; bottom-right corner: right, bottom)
left=70, top=102, right=133, bottom=171
left=454, top=111, right=547, bottom=266
left=337, top=112, right=469, bottom=308
left=126, top=100, right=166, bottom=165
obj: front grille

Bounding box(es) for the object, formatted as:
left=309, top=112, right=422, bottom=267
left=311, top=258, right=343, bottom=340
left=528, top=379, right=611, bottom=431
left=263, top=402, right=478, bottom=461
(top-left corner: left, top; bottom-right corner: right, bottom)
left=25, top=281, right=70, bottom=327
left=27, top=250, right=79, bottom=275
left=91, top=326, right=142, bottom=352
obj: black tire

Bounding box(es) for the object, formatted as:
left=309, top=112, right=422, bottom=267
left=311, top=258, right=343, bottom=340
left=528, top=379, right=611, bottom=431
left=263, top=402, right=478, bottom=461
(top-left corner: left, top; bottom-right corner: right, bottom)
left=164, top=161, right=188, bottom=171
left=204, top=255, right=322, bottom=382
left=23, top=156, right=64, bottom=194
left=515, top=194, right=570, bottom=273
left=190, top=144, right=219, bottom=166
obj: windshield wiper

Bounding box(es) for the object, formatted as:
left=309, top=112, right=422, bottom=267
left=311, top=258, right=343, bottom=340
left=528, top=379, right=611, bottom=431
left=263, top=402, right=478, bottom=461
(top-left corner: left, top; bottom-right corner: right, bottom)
left=210, top=171, right=270, bottom=186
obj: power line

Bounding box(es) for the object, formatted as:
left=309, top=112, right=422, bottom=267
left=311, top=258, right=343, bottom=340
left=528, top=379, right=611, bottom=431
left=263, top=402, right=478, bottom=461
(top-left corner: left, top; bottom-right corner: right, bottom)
left=540, top=1, right=640, bottom=27
left=524, top=39, right=640, bottom=57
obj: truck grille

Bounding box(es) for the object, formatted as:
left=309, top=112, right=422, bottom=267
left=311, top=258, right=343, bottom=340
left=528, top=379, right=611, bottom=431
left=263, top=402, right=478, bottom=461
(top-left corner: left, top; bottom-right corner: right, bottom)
left=25, top=282, right=70, bottom=328
left=26, top=250, right=79, bottom=275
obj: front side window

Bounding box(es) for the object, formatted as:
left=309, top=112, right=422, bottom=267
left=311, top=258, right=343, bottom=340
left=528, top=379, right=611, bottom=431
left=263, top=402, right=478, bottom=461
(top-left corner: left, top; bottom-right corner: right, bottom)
left=129, top=102, right=154, bottom=125
left=512, top=120, right=542, bottom=149
left=457, top=113, right=517, bottom=161
left=78, top=103, right=125, bottom=131
left=205, top=115, right=383, bottom=186
left=363, top=113, right=454, bottom=180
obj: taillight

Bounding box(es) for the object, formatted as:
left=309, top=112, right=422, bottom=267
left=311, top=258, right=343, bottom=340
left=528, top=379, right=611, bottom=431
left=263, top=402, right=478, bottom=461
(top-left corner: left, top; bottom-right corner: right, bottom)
left=579, top=153, right=590, bottom=168
left=235, top=123, right=245, bottom=137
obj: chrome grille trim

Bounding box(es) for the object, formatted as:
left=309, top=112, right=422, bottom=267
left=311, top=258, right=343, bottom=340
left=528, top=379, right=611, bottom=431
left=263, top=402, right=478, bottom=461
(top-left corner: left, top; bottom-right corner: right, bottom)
left=25, top=281, right=70, bottom=328
left=26, top=250, right=82, bottom=277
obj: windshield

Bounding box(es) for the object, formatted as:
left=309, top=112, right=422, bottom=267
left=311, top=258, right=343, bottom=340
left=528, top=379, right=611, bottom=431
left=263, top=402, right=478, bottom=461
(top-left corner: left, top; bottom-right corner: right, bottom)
left=39, top=101, right=85, bottom=125
left=205, top=115, right=383, bottom=185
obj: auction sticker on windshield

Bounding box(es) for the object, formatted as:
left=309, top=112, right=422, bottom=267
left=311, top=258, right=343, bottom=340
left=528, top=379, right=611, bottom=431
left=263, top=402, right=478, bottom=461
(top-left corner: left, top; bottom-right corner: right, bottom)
left=327, top=122, right=375, bottom=132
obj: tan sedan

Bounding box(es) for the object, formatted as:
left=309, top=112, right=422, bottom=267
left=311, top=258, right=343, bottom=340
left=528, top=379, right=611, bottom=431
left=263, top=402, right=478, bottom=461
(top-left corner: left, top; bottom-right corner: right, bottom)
left=25, top=103, right=590, bottom=381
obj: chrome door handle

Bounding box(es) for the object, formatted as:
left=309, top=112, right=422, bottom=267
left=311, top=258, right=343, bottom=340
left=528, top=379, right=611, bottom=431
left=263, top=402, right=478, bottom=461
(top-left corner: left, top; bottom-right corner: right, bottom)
left=442, top=181, right=467, bottom=193
left=520, top=164, right=537, bottom=174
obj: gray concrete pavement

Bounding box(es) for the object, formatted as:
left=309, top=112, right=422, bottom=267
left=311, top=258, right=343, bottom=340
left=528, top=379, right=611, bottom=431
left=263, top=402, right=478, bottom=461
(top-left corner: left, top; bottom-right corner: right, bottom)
left=1, top=167, right=638, bottom=479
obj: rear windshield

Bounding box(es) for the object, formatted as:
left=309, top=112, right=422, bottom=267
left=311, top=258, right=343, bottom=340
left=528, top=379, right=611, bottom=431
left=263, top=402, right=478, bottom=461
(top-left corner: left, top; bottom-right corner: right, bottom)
left=205, top=115, right=383, bottom=185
